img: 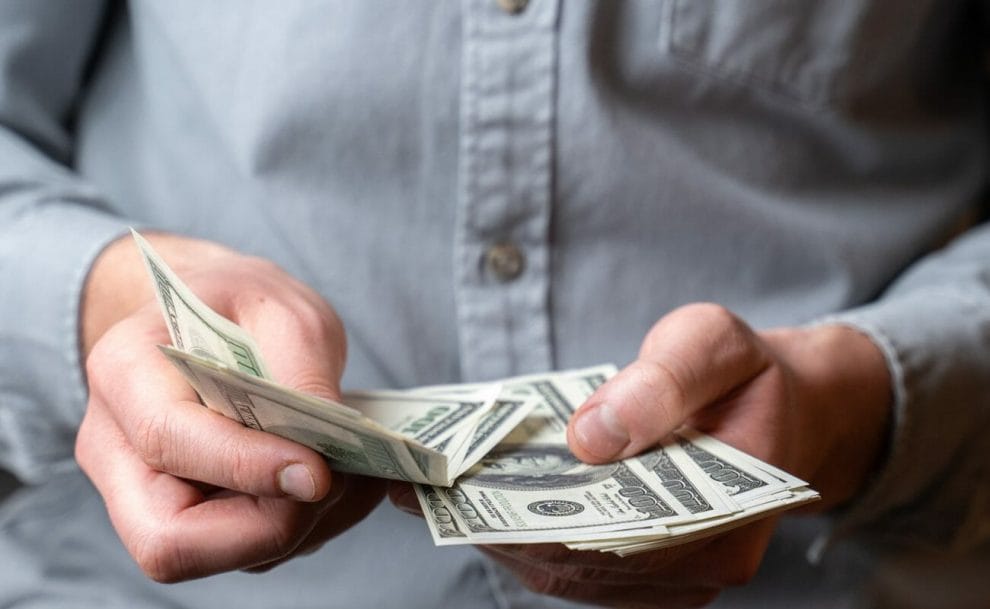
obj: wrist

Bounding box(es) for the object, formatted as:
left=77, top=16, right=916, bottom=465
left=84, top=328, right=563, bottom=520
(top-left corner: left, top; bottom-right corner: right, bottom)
left=765, top=324, right=893, bottom=510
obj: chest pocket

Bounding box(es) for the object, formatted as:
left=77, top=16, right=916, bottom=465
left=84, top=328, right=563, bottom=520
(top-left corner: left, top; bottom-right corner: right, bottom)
left=659, top=0, right=925, bottom=109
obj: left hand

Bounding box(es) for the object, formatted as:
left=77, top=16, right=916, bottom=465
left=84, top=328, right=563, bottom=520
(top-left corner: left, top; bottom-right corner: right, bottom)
left=391, top=303, right=893, bottom=608
left=76, top=233, right=385, bottom=581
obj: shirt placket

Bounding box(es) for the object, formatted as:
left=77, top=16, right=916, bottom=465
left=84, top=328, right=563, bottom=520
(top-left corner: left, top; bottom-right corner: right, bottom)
left=455, top=0, right=559, bottom=381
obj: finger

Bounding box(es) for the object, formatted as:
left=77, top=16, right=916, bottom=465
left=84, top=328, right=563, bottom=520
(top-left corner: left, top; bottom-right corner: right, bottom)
left=479, top=547, right=719, bottom=609
left=89, top=310, right=333, bottom=501
left=86, top=305, right=199, bottom=405
left=478, top=535, right=720, bottom=581
left=509, top=519, right=772, bottom=590
left=129, top=398, right=332, bottom=501
left=245, top=475, right=387, bottom=573
left=568, top=303, right=770, bottom=462
left=387, top=482, right=422, bottom=516
left=650, top=517, right=778, bottom=589
left=77, top=401, right=330, bottom=582
left=480, top=545, right=681, bottom=586
left=300, top=475, right=386, bottom=543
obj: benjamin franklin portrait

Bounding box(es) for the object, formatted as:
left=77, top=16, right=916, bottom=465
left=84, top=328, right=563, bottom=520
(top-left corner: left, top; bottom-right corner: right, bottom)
left=462, top=444, right=620, bottom=491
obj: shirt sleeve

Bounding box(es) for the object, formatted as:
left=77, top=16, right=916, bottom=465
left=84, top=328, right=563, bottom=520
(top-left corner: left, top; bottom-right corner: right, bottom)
left=820, top=218, right=990, bottom=552
left=0, top=1, right=132, bottom=483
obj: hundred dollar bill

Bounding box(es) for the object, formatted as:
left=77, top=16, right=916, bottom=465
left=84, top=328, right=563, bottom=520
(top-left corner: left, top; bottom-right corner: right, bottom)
left=414, top=483, right=468, bottom=545
left=132, top=229, right=271, bottom=379
left=455, top=387, right=542, bottom=477
left=634, top=443, right=738, bottom=519
left=162, top=347, right=439, bottom=483
left=675, top=432, right=790, bottom=506
left=679, top=428, right=810, bottom=493
left=562, top=435, right=819, bottom=554
left=586, top=486, right=821, bottom=556
left=491, top=365, right=619, bottom=446
left=429, top=449, right=691, bottom=544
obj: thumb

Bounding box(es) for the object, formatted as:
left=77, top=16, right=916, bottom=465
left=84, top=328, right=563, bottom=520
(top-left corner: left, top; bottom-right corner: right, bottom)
left=567, top=303, right=769, bottom=463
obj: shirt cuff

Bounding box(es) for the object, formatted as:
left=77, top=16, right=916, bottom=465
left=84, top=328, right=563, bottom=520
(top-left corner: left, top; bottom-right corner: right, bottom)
left=0, top=202, right=131, bottom=482
left=810, top=288, right=990, bottom=555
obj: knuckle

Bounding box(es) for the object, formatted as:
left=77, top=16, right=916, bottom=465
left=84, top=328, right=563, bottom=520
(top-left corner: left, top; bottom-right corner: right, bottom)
left=256, top=502, right=310, bottom=560
left=281, top=369, right=339, bottom=402
left=295, top=301, right=341, bottom=338
left=656, top=303, right=749, bottom=349
left=74, top=411, right=95, bottom=473
left=133, top=412, right=175, bottom=472
left=648, top=303, right=767, bottom=385
left=264, top=518, right=305, bottom=562
left=243, top=255, right=286, bottom=279
left=679, top=302, right=740, bottom=331
left=245, top=277, right=332, bottom=333
left=83, top=349, right=101, bottom=387
left=259, top=297, right=345, bottom=360
left=274, top=299, right=319, bottom=333
left=635, top=360, right=687, bottom=426
left=83, top=343, right=115, bottom=401
left=266, top=529, right=298, bottom=562
left=215, top=439, right=251, bottom=491
left=683, top=304, right=758, bottom=358
left=84, top=319, right=140, bottom=384
left=292, top=305, right=347, bottom=361
left=131, top=528, right=189, bottom=583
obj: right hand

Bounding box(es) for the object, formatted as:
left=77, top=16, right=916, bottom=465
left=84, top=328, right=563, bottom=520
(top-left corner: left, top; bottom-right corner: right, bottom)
left=75, top=233, right=385, bottom=582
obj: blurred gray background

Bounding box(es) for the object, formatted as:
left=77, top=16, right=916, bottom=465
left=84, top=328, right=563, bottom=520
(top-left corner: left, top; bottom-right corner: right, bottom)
left=0, top=469, right=17, bottom=502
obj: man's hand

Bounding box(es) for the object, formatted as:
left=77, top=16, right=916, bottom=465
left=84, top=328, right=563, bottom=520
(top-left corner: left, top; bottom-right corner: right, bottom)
left=75, top=233, right=384, bottom=582
left=392, top=303, right=892, bottom=608
left=567, top=303, right=891, bottom=510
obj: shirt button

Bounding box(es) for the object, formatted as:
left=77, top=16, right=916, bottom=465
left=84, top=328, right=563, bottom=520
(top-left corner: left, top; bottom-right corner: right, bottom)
left=485, top=243, right=525, bottom=282
left=496, top=0, right=529, bottom=15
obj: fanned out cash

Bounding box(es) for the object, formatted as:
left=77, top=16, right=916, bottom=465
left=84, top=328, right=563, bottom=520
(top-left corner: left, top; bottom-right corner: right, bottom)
left=133, top=230, right=819, bottom=555
left=412, top=371, right=819, bottom=555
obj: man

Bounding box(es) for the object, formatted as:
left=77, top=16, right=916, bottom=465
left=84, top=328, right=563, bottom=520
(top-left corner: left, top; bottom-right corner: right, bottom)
left=1, top=2, right=988, bottom=607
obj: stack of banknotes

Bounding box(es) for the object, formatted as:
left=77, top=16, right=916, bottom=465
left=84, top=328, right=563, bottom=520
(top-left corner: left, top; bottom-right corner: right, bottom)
left=134, top=231, right=818, bottom=555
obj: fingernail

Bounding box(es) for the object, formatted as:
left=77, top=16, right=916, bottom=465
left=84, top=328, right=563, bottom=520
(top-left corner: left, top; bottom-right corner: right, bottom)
left=278, top=463, right=316, bottom=501
left=573, top=402, right=629, bottom=460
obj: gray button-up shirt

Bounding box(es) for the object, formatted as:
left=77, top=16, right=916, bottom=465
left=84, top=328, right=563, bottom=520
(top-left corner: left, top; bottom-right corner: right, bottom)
left=1, top=1, right=988, bottom=607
